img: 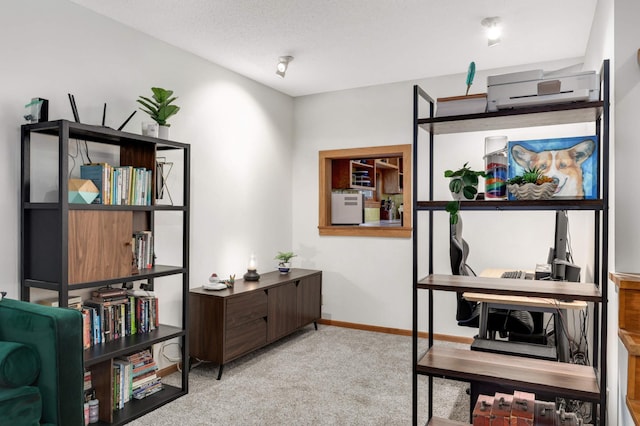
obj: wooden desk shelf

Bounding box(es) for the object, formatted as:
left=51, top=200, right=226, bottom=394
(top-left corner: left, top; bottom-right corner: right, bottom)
left=417, top=346, right=600, bottom=402
left=418, top=274, right=601, bottom=302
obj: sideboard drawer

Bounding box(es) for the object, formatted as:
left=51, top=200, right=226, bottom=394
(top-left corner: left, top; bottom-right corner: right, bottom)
left=226, top=318, right=267, bottom=360
left=226, top=291, right=268, bottom=329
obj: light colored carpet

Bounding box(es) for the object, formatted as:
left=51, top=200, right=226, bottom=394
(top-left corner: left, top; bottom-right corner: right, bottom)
left=128, top=325, right=469, bottom=425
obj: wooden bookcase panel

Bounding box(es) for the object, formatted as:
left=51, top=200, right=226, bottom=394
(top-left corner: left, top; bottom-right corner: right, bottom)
left=68, top=210, right=133, bottom=284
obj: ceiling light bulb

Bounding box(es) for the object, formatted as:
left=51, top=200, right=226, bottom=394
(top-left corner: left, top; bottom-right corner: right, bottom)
left=481, top=17, right=502, bottom=47
left=276, top=56, right=294, bottom=78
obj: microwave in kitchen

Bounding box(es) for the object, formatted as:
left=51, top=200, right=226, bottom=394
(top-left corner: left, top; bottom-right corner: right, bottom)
left=331, top=193, right=364, bottom=225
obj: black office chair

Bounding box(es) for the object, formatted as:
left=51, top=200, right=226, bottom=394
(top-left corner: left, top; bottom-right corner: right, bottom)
left=450, top=218, right=534, bottom=338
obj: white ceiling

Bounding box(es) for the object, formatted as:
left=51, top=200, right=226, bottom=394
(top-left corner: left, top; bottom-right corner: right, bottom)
left=70, top=0, right=598, bottom=97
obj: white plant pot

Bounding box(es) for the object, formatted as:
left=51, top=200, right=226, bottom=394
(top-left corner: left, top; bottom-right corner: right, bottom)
left=278, top=262, right=291, bottom=274
left=158, top=125, right=169, bottom=139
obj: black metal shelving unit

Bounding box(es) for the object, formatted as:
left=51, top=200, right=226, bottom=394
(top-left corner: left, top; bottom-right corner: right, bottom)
left=412, top=61, right=610, bottom=425
left=20, top=119, right=190, bottom=425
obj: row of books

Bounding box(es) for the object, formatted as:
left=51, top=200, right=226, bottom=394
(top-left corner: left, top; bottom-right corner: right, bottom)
left=80, top=163, right=153, bottom=206
left=113, top=349, right=162, bottom=409
left=132, top=231, right=154, bottom=271
left=81, top=293, right=159, bottom=348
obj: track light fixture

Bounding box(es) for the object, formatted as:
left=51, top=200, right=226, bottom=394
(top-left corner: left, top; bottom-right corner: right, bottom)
left=481, top=17, right=502, bottom=47
left=276, top=56, right=294, bottom=78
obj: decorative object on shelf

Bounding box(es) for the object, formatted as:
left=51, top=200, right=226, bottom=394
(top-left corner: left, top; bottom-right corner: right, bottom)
left=23, top=97, right=48, bottom=123
left=275, top=251, right=296, bottom=274
left=465, top=61, right=475, bottom=96
left=141, top=122, right=158, bottom=137
left=508, top=135, right=597, bottom=200
left=243, top=254, right=260, bottom=281
left=155, top=157, right=174, bottom=205
left=444, top=162, right=486, bottom=224
left=137, top=87, right=180, bottom=139
left=68, top=179, right=99, bottom=204
left=484, top=136, right=508, bottom=200
left=506, top=167, right=557, bottom=200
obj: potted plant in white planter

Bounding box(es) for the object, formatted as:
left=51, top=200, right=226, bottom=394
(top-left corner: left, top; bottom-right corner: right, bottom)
left=444, top=162, right=486, bottom=224
left=137, top=87, right=180, bottom=139
left=275, top=251, right=296, bottom=274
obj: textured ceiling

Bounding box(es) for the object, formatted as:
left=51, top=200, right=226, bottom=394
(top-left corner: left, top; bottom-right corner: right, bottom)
left=69, top=0, right=598, bottom=97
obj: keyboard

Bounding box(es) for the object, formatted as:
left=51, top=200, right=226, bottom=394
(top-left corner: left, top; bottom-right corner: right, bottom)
left=501, top=270, right=527, bottom=279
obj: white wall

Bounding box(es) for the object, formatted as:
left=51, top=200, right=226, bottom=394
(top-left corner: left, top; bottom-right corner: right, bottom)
left=293, top=57, right=598, bottom=337
left=1, top=1, right=294, bottom=324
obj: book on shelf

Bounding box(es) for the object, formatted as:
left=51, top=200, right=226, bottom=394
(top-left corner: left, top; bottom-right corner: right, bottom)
left=435, top=93, right=488, bottom=117
left=80, top=163, right=110, bottom=204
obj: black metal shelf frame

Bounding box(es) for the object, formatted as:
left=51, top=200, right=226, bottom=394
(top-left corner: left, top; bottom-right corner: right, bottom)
left=20, top=119, right=191, bottom=423
left=411, top=61, right=610, bottom=425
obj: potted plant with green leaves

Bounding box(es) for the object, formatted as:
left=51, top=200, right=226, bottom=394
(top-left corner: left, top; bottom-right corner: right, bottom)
left=275, top=251, right=296, bottom=274
left=444, top=162, right=486, bottom=224
left=506, top=167, right=557, bottom=200
left=137, top=87, right=180, bottom=139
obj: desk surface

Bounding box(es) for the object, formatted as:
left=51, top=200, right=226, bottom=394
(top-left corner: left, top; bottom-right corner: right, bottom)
left=464, top=268, right=588, bottom=310
left=463, top=292, right=587, bottom=310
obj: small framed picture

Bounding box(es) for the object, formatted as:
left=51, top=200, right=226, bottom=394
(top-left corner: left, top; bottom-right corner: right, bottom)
left=507, top=135, right=598, bottom=200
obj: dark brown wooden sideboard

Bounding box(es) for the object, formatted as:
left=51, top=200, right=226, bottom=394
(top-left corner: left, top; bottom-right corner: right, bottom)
left=189, top=268, right=322, bottom=379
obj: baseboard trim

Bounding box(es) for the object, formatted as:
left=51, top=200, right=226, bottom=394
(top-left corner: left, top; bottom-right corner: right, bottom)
left=157, top=363, right=180, bottom=378
left=317, top=318, right=473, bottom=344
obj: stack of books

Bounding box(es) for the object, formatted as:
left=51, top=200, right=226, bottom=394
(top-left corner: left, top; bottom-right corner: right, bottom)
left=123, top=349, right=162, bottom=403
left=132, top=231, right=154, bottom=271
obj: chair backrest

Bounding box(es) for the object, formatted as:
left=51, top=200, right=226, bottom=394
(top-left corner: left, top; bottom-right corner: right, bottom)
left=450, top=219, right=477, bottom=322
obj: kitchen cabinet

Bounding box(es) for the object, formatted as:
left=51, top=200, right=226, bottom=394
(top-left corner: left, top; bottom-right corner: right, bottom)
left=189, top=269, right=322, bottom=379
left=411, top=61, right=609, bottom=425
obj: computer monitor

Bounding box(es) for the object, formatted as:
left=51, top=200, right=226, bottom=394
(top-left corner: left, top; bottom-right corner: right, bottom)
left=548, top=210, right=580, bottom=281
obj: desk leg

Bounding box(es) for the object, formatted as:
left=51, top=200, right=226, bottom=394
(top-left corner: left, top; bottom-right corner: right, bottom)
left=479, top=303, right=489, bottom=339
left=556, top=309, right=570, bottom=363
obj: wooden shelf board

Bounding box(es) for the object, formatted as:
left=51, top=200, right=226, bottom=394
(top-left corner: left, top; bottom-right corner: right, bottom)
left=619, top=329, right=640, bottom=356
left=418, top=274, right=601, bottom=302
left=417, top=346, right=600, bottom=402
left=417, top=101, right=603, bottom=135
left=627, top=395, right=640, bottom=426
left=416, top=199, right=604, bottom=211
left=84, top=325, right=184, bottom=366
left=427, top=417, right=469, bottom=426
left=610, top=272, right=640, bottom=290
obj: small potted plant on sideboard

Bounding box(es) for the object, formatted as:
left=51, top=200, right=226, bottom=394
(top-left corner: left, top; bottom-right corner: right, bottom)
left=275, top=251, right=296, bottom=274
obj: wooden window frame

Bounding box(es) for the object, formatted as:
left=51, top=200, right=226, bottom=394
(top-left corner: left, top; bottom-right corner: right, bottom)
left=318, top=144, right=412, bottom=237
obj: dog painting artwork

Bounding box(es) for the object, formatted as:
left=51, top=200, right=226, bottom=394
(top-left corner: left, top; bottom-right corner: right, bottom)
left=507, top=135, right=598, bottom=200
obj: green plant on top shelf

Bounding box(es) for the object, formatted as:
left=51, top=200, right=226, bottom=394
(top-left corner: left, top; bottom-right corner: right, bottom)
left=137, top=87, right=180, bottom=127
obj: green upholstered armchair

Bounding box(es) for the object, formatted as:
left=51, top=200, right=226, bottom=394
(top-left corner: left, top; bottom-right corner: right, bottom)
left=0, top=298, right=84, bottom=425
